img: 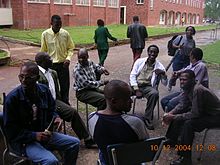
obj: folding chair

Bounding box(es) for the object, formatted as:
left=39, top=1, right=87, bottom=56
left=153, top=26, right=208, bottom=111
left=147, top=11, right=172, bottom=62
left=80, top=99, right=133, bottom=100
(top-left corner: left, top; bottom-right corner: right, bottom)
left=107, top=136, right=166, bottom=165
left=197, top=128, right=220, bottom=161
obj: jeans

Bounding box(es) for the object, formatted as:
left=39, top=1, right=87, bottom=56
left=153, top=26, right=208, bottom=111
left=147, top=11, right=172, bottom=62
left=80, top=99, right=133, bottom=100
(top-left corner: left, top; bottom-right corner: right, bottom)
left=25, top=132, right=80, bottom=165
left=160, top=92, right=181, bottom=112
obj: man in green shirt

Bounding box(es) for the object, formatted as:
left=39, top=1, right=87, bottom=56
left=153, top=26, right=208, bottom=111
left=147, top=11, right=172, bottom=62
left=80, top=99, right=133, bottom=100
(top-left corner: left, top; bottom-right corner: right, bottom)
left=41, top=15, right=74, bottom=104
left=94, top=19, right=117, bottom=66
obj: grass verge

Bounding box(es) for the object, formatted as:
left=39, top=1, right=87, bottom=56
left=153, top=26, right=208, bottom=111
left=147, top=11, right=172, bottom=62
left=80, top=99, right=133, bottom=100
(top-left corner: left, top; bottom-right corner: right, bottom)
left=0, top=24, right=217, bottom=45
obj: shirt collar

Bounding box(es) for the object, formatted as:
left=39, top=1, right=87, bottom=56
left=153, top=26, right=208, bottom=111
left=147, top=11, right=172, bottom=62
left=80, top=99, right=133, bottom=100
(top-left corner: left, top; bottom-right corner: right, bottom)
left=38, top=65, right=47, bottom=74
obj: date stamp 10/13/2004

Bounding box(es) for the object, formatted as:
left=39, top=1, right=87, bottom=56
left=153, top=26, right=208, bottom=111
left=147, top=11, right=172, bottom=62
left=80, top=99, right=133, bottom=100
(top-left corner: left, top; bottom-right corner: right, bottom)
left=151, top=144, right=217, bottom=152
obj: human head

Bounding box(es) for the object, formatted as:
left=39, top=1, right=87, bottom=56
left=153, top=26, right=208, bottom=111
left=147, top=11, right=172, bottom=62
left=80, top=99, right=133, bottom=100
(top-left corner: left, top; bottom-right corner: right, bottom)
left=77, top=48, right=89, bottom=66
left=97, top=19, right=104, bottom=26
left=104, top=80, right=132, bottom=113
left=51, top=15, right=62, bottom=34
left=179, top=70, right=196, bottom=90
left=133, top=16, right=139, bottom=22
left=35, top=52, right=53, bottom=70
left=189, top=48, right=203, bottom=63
left=19, top=62, right=39, bottom=91
left=185, top=26, right=196, bottom=37
left=147, top=45, right=159, bottom=63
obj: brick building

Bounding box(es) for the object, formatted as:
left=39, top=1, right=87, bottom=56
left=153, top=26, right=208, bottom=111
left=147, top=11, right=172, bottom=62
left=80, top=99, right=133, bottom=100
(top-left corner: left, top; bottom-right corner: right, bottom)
left=0, top=0, right=205, bottom=29
left=0, top=0, right=120, bottom=29
left=120, top=0, right=205, bottom=26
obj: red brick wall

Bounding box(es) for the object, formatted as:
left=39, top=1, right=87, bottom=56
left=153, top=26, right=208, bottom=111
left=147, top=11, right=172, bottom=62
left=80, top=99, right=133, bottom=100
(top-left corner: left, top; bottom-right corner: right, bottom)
left=121, top=0, right=204, bottom=26
left=11, top=0, right=120, bottom=29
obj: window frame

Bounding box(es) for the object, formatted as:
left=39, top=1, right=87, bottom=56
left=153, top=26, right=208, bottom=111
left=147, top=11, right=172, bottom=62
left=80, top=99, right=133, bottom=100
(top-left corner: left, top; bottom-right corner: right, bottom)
left=54, top=0, right=72, bottom=5
left=108, top=0, right=119, bottom=8
left=93, top=0, right=106, bottom=7
left=75, top=0, right=90, bottom=6
left=136, top=0, right=144, bottom=5
left=27, top=0, right=50, bottom=3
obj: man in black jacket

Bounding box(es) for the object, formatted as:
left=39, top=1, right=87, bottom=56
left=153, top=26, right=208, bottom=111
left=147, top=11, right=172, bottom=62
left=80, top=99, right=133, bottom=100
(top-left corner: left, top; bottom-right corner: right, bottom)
left=127, top=16, right=148, bottom=66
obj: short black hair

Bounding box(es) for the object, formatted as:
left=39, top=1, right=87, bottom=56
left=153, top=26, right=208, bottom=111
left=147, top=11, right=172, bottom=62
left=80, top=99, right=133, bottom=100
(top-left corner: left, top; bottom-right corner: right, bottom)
left=133, top=16, right=139, bottom=22
left=51, top=15, right=61, bottom=22
left=97, top=19, right=104, bottom=26
left=190, top=48, right=203, bottom=61
left=21, top=61, right=39, bottom=75
left=35, top=52, right=48, bottom=65
left=147, top=44, right=159, bottom=53
left=181, top=69, right=196, bottom=80
left=185, top=26, right=196, bottom=35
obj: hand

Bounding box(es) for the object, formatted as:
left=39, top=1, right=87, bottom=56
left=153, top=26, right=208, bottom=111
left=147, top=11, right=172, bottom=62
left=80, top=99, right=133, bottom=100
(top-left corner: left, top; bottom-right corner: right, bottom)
left=36, top=132, right=51, bottom=142
left=135, top=90, right=143, bottom=98
left=102, top=68, right=110, bottom=75
left=63, top=60, right=70, bottom=68
left=154, top=69, right=165, bottom=75
left=162, top=113, right=175, bottom=125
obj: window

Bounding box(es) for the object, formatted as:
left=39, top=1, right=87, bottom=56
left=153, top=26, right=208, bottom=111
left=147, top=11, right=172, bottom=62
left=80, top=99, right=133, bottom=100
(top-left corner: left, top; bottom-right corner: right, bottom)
left=54, top=0, right=72, bottom=4
left=93, top=0, right=105, bottom=6
left=109, top=0, right=119, bottom=7
left=136, top=0, right=144, bottom=4
left=150, top=0, right=154, bottom=9
left=76, top=0, right=89, bottom=5
left=28, top=0, right=49, bottom=2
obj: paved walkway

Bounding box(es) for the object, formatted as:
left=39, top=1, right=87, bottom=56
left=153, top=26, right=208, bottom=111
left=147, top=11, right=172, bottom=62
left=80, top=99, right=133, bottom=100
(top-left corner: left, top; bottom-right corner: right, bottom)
left=0, top=29, right=220, bottom=165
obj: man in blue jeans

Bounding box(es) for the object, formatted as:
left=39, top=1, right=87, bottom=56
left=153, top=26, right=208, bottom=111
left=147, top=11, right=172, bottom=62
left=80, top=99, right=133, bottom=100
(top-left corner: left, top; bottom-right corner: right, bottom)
left=3, top=62, right=80, bottom=165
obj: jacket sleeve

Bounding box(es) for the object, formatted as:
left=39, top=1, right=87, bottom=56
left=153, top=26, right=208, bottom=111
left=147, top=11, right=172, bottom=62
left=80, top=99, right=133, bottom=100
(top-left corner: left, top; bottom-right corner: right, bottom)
left=105, top=28, right=117, bottom=41
left=66, top=31, right=75, bottom=61
left=40, top=32, right=48, bottom=52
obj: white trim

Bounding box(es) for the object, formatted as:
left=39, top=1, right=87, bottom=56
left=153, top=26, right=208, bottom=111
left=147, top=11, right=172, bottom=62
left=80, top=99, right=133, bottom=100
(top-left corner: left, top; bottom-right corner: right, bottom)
left=120, top=6, right=126, bottom=24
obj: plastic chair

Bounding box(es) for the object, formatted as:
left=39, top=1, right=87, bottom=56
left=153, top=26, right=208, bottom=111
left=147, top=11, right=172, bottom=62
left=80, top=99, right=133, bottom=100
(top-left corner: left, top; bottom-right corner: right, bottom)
left=107, top=136, right=166, bottom=165
left=197, top=128, right=220, bottom=161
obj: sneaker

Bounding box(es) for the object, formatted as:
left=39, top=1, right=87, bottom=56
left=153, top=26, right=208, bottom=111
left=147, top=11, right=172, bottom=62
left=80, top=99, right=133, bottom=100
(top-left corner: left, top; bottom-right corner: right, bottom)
left=144, top=120, right=155, bottom=130
left=84, top=139, right=97, bottom=149
left=168, top=85, right=172, bottom=92
left=170, top=156, right=192, bottom=165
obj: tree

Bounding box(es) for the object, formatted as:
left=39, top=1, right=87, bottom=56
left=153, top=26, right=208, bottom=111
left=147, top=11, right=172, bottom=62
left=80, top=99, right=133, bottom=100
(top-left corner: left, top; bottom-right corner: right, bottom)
left=205, top=0, right=220, bottom=20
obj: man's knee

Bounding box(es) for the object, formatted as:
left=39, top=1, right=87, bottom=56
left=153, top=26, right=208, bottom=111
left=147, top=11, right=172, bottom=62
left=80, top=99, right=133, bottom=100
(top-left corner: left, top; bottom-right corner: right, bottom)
left=42, top=155, right=59, bottom=165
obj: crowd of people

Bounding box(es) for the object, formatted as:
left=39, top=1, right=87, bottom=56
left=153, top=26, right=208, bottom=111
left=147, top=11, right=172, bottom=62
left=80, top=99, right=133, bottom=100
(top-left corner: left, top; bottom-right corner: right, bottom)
left=2, top=14, right=220, bottom=165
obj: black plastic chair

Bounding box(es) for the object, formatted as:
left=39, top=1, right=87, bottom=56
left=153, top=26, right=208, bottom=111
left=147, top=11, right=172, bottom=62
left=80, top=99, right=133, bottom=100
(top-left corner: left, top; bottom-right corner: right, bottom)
left=107, top=136, right=166, bottom=165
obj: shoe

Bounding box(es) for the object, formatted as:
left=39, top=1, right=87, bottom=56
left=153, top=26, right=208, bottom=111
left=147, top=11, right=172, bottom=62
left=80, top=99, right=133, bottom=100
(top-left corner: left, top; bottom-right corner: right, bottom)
left=84, top=139, right=97, bottom=149
left=170, top=156, right=192, bottom=165
left=168, top=85, right=172, bottom=92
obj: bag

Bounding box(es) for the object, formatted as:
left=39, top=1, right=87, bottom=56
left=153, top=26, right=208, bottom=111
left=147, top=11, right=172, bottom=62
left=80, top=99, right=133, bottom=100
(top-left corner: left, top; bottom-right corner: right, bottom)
left=167, top=35, right=183, bottom=56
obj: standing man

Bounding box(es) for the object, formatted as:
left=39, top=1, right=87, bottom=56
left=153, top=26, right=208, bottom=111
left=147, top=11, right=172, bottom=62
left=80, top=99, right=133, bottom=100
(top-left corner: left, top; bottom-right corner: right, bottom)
left=41, top=15, right=74, bottom=104
left=127, top=16, right=148, bottom=65
left=130, top=45, right=167, bottom=130
left=3, top=62, right=80, bottom=165
left=94, top=19, right=117, bottom=66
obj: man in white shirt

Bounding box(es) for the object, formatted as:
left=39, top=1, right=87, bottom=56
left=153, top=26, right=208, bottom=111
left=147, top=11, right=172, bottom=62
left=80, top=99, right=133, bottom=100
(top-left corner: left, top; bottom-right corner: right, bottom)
left=130, top=45, right=167, bottom=130
left=35, top=52, right=96, bottom=148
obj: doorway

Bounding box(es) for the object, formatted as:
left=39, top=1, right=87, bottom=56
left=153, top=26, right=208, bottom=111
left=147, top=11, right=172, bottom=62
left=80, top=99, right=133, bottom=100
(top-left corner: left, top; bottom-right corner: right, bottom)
left=120, top=6, right=126, bottom=24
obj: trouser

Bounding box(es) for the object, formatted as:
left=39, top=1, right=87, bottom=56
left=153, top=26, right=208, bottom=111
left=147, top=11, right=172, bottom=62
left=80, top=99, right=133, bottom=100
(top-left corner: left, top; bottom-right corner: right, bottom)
left=179, top=116, right=220, bottom=158
left=98, top=49, right=109, bottom=66
left=139, top=86, right=159, bottom=123
left=25, top=132, right=80, bottom=165
left=52, top=63, right=70, bottom=104
left=166, top=116, right=220, bottom=158
left=160, top=92, right=181, bottom=112
left=76, top=89, right=106, bottom=110
left=56, top=100, right=90, bottom=140
left=132, top=48, right=143, bottom=64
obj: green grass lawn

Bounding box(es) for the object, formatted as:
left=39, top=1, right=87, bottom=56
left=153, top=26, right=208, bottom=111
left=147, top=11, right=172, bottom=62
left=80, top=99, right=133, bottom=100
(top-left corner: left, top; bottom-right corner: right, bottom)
left=201, top=40, right=220, bottom=65
left=0, top=50, right=7, bottom=58
left=0, top=24, right=217, bottom=45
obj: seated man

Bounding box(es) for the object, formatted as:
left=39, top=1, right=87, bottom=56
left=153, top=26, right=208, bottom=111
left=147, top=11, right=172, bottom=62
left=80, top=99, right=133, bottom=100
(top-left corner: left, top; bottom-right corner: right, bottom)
left=163, top=70, right=220, bottom=165
left=161, top=48, right=209, bottom=112
left=89, top=80, right=149, bottom=165
left=73, top=48, right=109, bottom=110
left=35, top=52, right=95, bottom=148
left=3, top=62, right=80, bottom=165
left=130, top=44, right=167, bottom=130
